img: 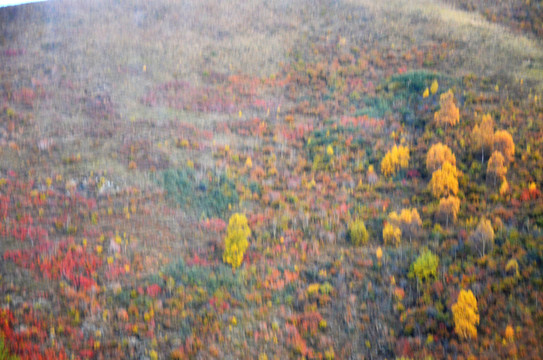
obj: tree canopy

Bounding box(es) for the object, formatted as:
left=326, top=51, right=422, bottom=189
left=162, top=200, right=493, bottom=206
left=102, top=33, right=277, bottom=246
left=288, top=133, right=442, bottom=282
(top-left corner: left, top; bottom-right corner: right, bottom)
left=223, top=213, right=251, bottom=270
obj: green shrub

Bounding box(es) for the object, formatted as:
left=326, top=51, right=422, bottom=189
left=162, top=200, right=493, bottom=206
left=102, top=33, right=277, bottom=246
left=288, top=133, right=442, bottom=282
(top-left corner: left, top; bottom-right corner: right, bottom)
left=163, top=259, right=247, bottom=301
left=388, top=70, right=443, bottom=94
left=161, top=167, right=238, bottom=219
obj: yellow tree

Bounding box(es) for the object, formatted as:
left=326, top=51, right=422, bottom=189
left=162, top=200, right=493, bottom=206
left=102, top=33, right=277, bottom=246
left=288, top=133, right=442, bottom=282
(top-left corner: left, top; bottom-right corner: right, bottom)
left=487, top=150, right=507, bottom=186
left=494, top=130, right=515, bottom=163
left=349, top=218, right=369, bottom=246
left=376, top=246, right=383, bottom=265
left=499, top=179, right=510, bottom=197
left=437, top=195, right=460, bottom=227
left=452, top=289, right=479, bottom=340
left=426, top=142, right=456, bottom=172
left=388, top=208, right=422, bottom=243
left=434, top=90, right=459, bottom=128
left=469, top=217, right=494, bottom=257
left=381, top=145, right=410, bottom=178
left=505, top=325, right=515, bottom=343
left=422, top=87, right=429, bottom=98
left=471, top=113, right=494, bottom=163
left=430, top=79, right=439, bottom=95
left=409, top=248, right=439, bottom=289
left=223, top=213, right=251, bottom=270
left=400, top=208, right=422, bottom=241
left=383, top=223, right=401, bottom=247
left=428, top=161, right=458, bottom=198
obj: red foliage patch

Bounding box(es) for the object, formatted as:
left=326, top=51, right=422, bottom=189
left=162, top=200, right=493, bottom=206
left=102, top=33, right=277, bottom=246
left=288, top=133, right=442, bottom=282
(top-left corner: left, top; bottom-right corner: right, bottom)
left=146, top=284, right=162, bottom=298
left=0, top=307, right=67, bottom=360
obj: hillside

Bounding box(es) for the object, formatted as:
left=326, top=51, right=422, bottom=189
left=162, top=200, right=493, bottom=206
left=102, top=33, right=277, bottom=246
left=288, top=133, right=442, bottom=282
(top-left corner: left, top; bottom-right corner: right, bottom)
left=0, top=0, right=542, bottom=359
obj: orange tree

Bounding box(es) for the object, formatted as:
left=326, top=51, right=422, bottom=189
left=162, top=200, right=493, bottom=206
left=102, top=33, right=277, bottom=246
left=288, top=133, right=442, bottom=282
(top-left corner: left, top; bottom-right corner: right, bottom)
left=434, top=89, right=459, bottom=128
left=494, top=129, right=515, bottom=163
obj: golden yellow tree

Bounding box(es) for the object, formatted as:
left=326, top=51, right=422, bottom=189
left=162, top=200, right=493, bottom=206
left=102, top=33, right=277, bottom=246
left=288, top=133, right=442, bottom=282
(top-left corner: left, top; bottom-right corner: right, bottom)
left=430, top=79, right=439, bottom=95
left=499, top=179, right=510, bottom=197
left=437, top=195, right=460, bottom=227
left=471, top=113, right=494, bottom=163
left=383, top=223, right=401, bottom=247
left=493, top=129, right=515, bottom=163
left=388, top=208, right=422, bottom=243
left=426, top=142, right=456, bottom=172
left=487, top=150, right=507, bottom=186
left=376, top=246, right=383, bottom=264
left=381, top=145, right=410, bottom=178
left=434, top=90, right=459, bottom=127
left=452, top=289, right=479, bottom=339
left=223, top=213, right=251, bottom=270
left=505, top=325, right=515, bottom=343
left=428, top=161, right=458, bottom=198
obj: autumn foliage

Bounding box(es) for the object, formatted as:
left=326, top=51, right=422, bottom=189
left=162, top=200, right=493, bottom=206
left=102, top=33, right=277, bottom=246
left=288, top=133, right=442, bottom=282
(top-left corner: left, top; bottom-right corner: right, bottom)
left=428, top=161, right=459, bottom=198
left=409, top=248, right=438, bottom=284
left=471, top=113, right=494, bottom=163
left=434, top=90, right=459, bottom=127
left=381, top=144, right=410, bottom=178
left=426, top=142, right=456, bottom=172
left=348, top=218, right=369, bottom=246
left=387, top=208, right=422, bottom=242
left=487, top=150, right=507, bottom=185
left=1, top=3, right=542, bottom=359
left=383, top=223, right=401, bottom=247
left=437, top=195, right=460, bottom=227
left=452, top=289, right=479, bottom=340
left=223, top=213, right=251, bottom=270
left=493, top=129, right=515, bottom=163
left=469, top=217, right=495, bottom=257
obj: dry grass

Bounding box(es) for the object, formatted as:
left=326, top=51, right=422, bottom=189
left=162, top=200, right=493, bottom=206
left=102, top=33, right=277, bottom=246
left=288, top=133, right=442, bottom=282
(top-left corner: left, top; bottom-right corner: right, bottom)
left=348, top=0, right=543, bottom=86
left=2, top=0, right=542, bottom=187
left=1, top=0, right=320, bottom=188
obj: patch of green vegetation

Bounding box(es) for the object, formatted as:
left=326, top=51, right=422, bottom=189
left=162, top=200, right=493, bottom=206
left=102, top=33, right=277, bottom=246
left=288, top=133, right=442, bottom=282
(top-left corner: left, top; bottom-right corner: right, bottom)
left=306, top=123, right=369, bottom=158
left=388, top=70, right=443, bottom=93
left=163, top=259, right=248, bottom=301
left=358, top=70, right=457, bottom=128
left=249, top=181, right=262, bottom=197
left=356, top=96, right=392, bottom=118
left=160, top=167, right=239, bottom=219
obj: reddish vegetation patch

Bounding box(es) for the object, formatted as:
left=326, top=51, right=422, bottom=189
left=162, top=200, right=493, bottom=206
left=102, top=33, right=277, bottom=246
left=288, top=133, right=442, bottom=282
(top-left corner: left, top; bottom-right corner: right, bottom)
left=141, top=74, right=282, bottom=114
left=0, top=307, right=68, bottom=360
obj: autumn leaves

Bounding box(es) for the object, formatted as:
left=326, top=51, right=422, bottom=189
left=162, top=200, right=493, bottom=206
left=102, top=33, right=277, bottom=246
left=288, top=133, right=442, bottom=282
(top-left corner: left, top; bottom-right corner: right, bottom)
left=223, top=213, right=251, bottom=270
left=378, top=87, right=515, bottom=342
left=471, top=113, right=515, bottom=189
left=380, top=144, right=410, bottom=178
